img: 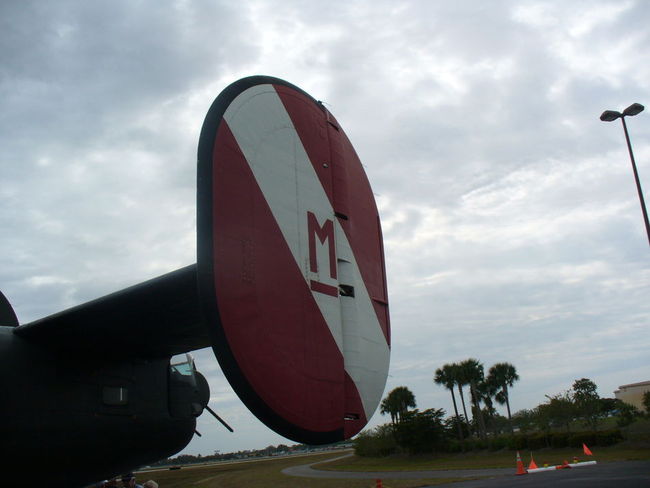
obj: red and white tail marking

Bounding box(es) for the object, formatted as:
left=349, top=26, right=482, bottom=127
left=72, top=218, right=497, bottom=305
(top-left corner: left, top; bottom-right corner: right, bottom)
left=222, top=84, right=389, bottom=419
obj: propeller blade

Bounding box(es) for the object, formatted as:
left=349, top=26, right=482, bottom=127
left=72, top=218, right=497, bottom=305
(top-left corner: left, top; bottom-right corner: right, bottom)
left=205, top=405, right=234, bottom=432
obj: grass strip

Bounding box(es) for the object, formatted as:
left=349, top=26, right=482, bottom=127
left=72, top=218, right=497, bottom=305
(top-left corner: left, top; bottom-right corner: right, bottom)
left=140, top=445, right=650, bottom=487
left=317, top=446, right=650, bottom=472
left=138, top=452, right=473, bottom=488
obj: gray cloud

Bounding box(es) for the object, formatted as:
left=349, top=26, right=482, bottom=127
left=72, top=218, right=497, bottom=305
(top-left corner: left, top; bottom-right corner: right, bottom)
left=1, top=0, right=648, bottom=455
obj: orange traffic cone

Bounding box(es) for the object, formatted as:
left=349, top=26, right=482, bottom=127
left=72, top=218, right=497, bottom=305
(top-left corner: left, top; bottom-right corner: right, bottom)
left=556, top=459, right=571, bottom=469
left=515, top=451, right=527, bottom=475
left=528, top=453, right=538, bottom=470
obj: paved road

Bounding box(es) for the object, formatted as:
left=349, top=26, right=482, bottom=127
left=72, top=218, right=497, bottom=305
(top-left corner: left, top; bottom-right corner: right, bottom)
left=433, top=461, right=650, bottom=488
left=282, top=455, right=650, bottom=487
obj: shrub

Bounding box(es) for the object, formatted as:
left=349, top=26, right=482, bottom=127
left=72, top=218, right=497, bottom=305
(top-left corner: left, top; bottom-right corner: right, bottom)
left=506, top=435, right=528, bottom=450
left=596, top=429, right=624, bottom=446
left=354, top=424, right=397, bottom=457
left=621, top=417, right=650, bottom=442
left=526, top=433, right=550, bottom=450
left=487, top=436, right=510, bottom=451
left=567, top=429, right=622, bottom=447
left=549, top=431, right=571, bottom=448
left=394, top=408, right=449, bottom=455
left=616, top=401, right=641, bottom=427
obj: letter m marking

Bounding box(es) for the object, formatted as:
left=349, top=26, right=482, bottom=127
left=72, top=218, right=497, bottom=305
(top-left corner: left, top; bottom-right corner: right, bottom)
left=307, top=211, right=338, bottom=296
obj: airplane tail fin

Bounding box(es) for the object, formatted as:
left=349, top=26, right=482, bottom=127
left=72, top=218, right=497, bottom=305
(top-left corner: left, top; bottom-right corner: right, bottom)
left=0, top=291, right=18, bottom=327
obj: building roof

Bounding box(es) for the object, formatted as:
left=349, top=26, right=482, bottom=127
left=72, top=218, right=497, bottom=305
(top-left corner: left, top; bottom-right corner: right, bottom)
left=616, top=380, right=650, bottom=390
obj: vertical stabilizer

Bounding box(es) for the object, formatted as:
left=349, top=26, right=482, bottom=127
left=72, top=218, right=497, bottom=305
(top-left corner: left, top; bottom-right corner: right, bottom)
left=0, top=291, right=18, bottom=327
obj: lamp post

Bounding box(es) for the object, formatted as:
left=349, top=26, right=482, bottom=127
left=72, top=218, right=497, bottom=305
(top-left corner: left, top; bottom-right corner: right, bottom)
left=600, top=103, right=650, bottom=247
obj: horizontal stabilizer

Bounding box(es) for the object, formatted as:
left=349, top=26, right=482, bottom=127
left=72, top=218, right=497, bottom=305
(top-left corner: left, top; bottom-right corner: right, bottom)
left=13, top=265, right=209, bottom=358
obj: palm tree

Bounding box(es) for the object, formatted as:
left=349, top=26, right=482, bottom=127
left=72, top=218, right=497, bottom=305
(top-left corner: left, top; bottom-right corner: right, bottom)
left=380, top=395, right=399, bottom=425
left=487, top=362, right=519, bottom=433
left=450, top=362, right=471, bottom=431
left=380, top=386, right=416, bottom=425
left=434, top=364, right=464, bottom=443
left=392, top=386, right=416, bottom=422
left=460, top=358, right=487, bottom=439
left=478, top=375, right=499, bottom=436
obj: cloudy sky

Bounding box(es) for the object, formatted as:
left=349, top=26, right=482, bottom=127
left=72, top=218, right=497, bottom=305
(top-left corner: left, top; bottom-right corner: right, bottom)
left=2, top=0, right=649, bottom=456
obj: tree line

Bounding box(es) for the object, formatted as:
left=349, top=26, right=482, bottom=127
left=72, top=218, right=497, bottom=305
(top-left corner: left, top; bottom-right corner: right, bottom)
left=513, top=378, right=648, bottom=435
left=151, top=441, right=350, bottom=467
left=360, top=359, right=649, bottom=456
left=380, top=359, right=520, bottom=443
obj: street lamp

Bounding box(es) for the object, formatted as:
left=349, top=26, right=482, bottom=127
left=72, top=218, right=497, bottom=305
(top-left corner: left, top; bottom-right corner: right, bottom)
left=600, top=103, right=650, bottom=247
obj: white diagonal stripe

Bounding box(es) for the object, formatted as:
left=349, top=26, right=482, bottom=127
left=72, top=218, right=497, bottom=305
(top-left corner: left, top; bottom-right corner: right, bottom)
left=223, top=84, right=389, bottom=419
